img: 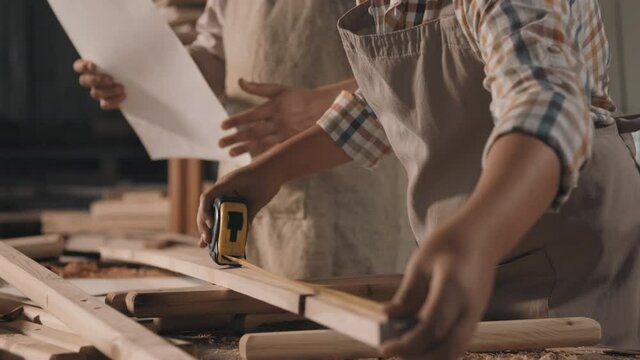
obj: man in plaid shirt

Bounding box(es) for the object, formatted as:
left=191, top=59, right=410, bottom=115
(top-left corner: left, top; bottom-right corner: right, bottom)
left=200, top=0, right=640, bottom=358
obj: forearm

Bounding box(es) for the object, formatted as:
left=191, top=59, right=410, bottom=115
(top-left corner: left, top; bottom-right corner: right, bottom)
left=453, top=133, right=561, bottom=264
left=188, top=46, right=226, bottom=98
left=260, top=124, right=352, bottom=184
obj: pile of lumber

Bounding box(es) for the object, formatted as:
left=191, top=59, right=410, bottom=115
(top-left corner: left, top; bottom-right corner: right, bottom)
left=41, top=190, right=169, bottom=235
left=154, top=0, right=207, bottom=44
left=0, top=234, right=607, bottom=359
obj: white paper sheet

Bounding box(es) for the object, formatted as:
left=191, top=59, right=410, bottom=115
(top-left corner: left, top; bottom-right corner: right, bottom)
left=47, top=0, right=250, bottom=164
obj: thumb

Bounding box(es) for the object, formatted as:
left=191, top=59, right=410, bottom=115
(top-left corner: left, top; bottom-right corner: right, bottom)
left=239, top=78, right=288, bottom=98
left=386, top=255, right=430, bottom=317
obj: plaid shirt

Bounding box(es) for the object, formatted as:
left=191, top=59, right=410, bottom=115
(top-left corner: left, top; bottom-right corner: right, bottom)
left=318, top=0, right=615, bottom=208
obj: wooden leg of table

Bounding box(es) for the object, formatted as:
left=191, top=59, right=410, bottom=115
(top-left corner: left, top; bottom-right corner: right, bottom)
left=185, top=159, right=202, bottom=235
left=168, top=159, right=202, bottom=235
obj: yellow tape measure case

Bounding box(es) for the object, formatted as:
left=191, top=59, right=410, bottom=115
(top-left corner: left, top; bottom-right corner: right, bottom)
left=209, top=196, right=248, bottom=266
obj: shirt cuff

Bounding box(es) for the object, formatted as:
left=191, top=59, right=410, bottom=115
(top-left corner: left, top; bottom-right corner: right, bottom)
left=317, top=90, right=391, bottom=169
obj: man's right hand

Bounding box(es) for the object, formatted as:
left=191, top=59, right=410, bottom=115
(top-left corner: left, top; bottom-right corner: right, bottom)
left=73, top=59, right=126, bottom=110
left=196, top=157, right=283, bottom=248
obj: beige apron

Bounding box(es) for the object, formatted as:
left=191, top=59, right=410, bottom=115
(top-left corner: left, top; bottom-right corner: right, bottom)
left=338, top=4, right=640, bottom=348
left=219, top=0, right=413, bottom=279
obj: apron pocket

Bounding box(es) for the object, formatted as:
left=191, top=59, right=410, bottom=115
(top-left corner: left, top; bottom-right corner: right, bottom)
left=484, top=249, right=555, bottom=321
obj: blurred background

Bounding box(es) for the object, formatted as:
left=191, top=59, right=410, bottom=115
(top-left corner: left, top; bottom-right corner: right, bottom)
left=0, top=0, right=638, bottom=239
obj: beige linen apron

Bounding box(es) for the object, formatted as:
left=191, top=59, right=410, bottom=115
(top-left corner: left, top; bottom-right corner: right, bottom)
left=219, top=0, right=413, bottom=278
left=338, top=4, right=640, bottom=348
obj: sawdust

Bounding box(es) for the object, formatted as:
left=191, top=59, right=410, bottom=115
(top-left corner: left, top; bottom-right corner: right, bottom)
left=44, top=261, right=172, bottom=278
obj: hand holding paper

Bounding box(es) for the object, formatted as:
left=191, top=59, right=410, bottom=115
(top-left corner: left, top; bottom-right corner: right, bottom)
left=48, top=0, right=249, bottom=165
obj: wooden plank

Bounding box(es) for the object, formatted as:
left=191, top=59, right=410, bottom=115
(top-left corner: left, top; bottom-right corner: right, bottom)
left=100, top=245, right=397, bottom=346
left=126, top=286, right=282, bottom=318
left=168, top=159, right=202, bottom=236
left=21, top=305, right=73, bottom=333
left=239, top=318, right=602, bottom=360
left=3, top=235, right=64, bottom=260
left=0, top=329, right=80, bottom=360
left=125, top=274, right=400, bottom=318
left=90, top=199, right=169, bottom=220
left=153, top=315, right=233, bottom=334
left=0, top=320, right=98, bottom=356
left=100, top=246, right=310, bottom=315
left=0, top=242, right=193, bottom=360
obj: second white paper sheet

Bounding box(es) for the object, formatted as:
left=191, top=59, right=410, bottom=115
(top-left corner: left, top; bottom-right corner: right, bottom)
left=48, top=0, right=250, bottom=165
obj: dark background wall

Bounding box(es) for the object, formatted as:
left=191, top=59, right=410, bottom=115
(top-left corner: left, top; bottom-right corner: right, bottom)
left=0, top=0, right=168, bottom=234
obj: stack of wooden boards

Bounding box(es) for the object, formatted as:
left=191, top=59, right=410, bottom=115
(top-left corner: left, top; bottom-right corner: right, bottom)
left=0, top=233, right=605, bottom=359
left=41, top=190, right=169, bottom=235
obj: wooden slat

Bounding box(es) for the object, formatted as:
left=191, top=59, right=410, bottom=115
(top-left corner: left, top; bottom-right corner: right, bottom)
left=126, top=286, right=282, bottom=318
left=0, top=320, right=98, bottom=356
left=239, top=318, right=602, bottom=360
left=124, top=274, right=400, bottom=318
left=3, top=234, right=64, bottom=260
left=100, top=245, right=397, bottom=346
left=0, top=242, right=193, bottom=360
left=0, top=329, right=80, bottom=360
left=168, top=159, right=202, bottom=235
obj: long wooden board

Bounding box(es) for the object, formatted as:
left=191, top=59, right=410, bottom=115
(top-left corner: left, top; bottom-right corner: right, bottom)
left=100, top=245, right=404, bottom=346
left=0, top=320, right=97, bottom=356
left=124, top=273, right=400, bottom=318
left=0, top=242, right=193, bottom=360
left=0, top=329, right=80, bottom=360
left=239, top=318, right=602, bottom=360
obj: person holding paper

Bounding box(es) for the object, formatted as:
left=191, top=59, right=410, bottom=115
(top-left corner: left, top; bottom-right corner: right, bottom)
left=196, top=0, right=640, bottom=357
left=74, top=0, right=412, bottom=279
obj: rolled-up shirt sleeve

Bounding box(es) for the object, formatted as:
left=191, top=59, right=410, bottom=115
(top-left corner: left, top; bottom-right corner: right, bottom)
left=458, top=0, right=593, bottom=209
left=317, top=90, right=391, bottom=169
left=187, top=0, right=227, bottom=59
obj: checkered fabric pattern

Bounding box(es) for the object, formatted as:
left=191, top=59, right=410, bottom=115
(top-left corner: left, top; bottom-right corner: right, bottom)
left=318, top=0, right=616, bottom=208
left=319, top=90, right=391, bottom=168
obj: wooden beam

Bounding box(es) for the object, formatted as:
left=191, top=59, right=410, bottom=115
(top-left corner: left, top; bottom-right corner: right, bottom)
left=239, top=318, right=602, bottom=360
left=21, top=305, right=73, bottom=333
left=2, top=234, right=64, bottom=260
left=126, top=286, right=282, bottom=318
left=0, top=320, right=99, bottom=357
left=168, top=159, right=202, bottom=235
left=0, top=329, right=80, bottom=360
left=124, top=274, right=400, bottom=318
left=100, top=245, right=401, bottom=346
left=0, top=242, right=193, bottom=360
left=152, top=314, right=233, bottom=334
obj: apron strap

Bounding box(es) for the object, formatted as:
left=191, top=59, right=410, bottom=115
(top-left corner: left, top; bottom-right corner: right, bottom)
left=615, top=114, right=640, bottom=134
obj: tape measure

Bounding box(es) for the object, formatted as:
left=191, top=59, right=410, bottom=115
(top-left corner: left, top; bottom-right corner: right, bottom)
left=208, top=196, right=248, bottom=266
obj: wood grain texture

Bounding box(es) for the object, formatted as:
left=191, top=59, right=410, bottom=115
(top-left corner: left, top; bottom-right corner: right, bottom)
left=100, top=245, right=393, bottom=346
left=0, top=329, right=80, bottom=360
left=126, top=285, right=281, bottom=318
left=3, top=234, right=64, bottom=260
left=0, top=242, right=193, bottom=360
left=0, top=320, right=97, bottom=356
left=239, top=318, right=602, bottom=360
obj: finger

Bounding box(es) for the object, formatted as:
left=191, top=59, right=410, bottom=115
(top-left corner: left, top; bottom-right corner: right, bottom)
left=238, top=78, right=288, bottom=99
left=221, top=103, right=273, bottom=130
left=381, top=272, right=464, bottom=357
left=73, top=59, right=97, bottom=74
left=79, top=73, right=113, bottom=88
left=90, top=85, right=125, bottom=100
left=99, top=94, right=126, bottom=110
left=386, top=254, right=430, bottom=317
left=417, top=317, right=476, bottom=360
left=219, top=122, right=275, bottom=148
left=228, top=142, right=256, bottom=157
